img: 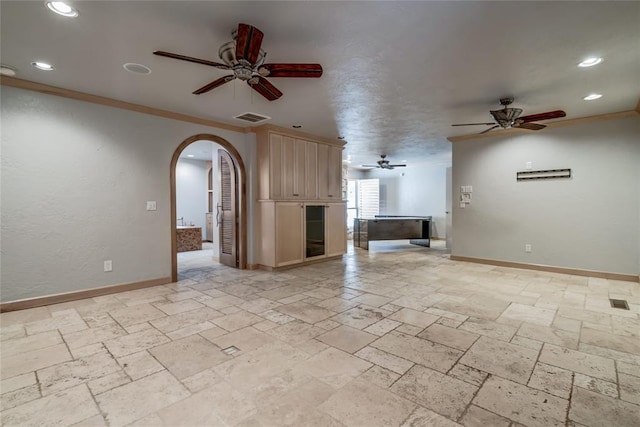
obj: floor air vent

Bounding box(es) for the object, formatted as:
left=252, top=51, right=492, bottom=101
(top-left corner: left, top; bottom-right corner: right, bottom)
left=222, top=346, right=240, bottom=355
left=609, top=299, right=629, bottom=310
left=233, top=112, right=271, bottom=124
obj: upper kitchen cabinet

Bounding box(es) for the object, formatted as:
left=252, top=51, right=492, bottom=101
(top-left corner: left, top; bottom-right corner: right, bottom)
left=256, top=126, right=344, bottom=201
left=317, top=143, right=342, bottom=200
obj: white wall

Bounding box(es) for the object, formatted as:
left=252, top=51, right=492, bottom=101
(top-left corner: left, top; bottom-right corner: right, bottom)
left=176, top=158, right=209, bottom=239
left=452, top=116, right=640, bottom=276
left=1, top=86, right=257, bottom=301
left=362, top=166, right=448, bottom=238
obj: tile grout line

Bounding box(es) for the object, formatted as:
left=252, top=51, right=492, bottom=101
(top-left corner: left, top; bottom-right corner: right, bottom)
left=456, top=372, right=492, bottom=423
left=564, top=372, right=576, bottom=426
left=525, top=338, right=546, bottom=386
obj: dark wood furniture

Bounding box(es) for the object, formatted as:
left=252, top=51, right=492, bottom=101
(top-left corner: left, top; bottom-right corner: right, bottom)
left=353, top=216, right=431, bottom=250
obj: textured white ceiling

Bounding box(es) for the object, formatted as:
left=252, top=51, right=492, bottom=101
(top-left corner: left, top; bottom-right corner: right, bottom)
left=2, top=1, right=638, bottom=168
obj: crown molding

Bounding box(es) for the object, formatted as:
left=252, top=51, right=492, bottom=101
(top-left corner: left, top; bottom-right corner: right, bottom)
left=447, top=108, right=639, bottom=143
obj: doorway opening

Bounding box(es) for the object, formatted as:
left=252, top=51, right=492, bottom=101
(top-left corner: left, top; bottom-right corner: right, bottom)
left=170, top=134, right=247, bottom=282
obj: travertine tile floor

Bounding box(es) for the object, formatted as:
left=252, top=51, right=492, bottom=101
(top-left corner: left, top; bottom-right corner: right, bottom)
left=1, top=241, right=639, bottom=426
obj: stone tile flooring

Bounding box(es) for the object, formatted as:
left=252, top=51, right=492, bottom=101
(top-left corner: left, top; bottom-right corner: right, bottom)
left=1, top=241, right=639, bottom=426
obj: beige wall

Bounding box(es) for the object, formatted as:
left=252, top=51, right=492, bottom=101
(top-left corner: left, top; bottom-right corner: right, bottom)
left=451, top=116, right=640, bottom=276
left=1, top=86, right=257, bottom=301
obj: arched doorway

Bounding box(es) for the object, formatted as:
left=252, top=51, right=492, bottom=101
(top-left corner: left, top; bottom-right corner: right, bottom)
left=170, top=134, right=247, bottom=282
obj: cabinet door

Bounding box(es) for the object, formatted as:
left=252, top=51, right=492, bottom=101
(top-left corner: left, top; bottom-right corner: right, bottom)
left=305, top=141, right=318, bottom=199
left=282, top=135, right=296, bottom=198
left=326, top=203, right=347, bottom=257
left=328, top=146, right=343, bottom=200
left=317, top=144, right=330, bottom=199
left=293, top=138, right=307, bottom=199
left=318, top=144, right=343, bottom=200
left=275, top=202, right=304, bottom=266
left=269, top=134, right=283, bottom=199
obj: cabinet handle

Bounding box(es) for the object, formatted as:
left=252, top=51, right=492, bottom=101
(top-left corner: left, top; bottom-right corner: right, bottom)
left=328, top=195, right=333, bottom=197
left=293, top=193, right=299, bottom=196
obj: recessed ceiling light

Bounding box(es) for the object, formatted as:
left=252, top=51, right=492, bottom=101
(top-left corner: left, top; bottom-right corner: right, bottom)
left=123, top=63, right=152, bottom=75
left=46, top=1, right=78, bottom=18
left=0, top=65, right=17, bottom=76
left=187, top=154, right=195, bottom=158
left=31, top=61, right=54, bottom=71
left=292, top=124, right=303, bottom=129
left=578, top=57, right=603, bottom=67
left=401, top=160, right=407, bottom=163
left=583, top=93, right=602, bottom=101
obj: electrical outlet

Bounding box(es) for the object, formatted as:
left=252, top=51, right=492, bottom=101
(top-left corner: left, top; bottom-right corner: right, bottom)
left=104, top=260, right=113, bottom=272
left=525, top=244, right=532, bottom=253
left=525, top=161, right=532, bottom=170
left=146, top=201, right=157, bottom=211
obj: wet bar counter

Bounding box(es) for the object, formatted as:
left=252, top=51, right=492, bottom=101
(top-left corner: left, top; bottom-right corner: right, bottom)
left=353, top=216, right=431, bottom=250
left=177, top=226, right=202, bottom=252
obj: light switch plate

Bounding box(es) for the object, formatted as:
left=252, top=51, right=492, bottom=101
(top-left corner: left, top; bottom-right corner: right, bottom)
left=104, top=260, right=113, bottom=272
left=146, top=201, right=157, bottom=211
left=526, top=161, right=532, bottom=170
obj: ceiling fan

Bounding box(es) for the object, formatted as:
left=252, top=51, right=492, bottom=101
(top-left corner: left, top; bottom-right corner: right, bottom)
left=452, top=97, right=566, bottom=134
left=361, top=155, right=407, bottom=170
left=153, top=23, right=323, bottom=101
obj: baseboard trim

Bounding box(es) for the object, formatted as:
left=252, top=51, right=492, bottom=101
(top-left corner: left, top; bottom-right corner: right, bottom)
left=246, top=264, right=261, bottom=270
left=0, top=276, right=172, bottom=313
left=449, top=256, right=638, bottom=283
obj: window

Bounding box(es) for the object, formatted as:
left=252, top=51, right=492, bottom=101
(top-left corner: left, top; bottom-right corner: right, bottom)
left=346, top=179, right=379, bottom=235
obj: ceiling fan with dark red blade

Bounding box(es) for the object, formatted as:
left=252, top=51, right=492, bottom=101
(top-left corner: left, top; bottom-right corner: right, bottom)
left=452, top=97, right=566, bottom=134
left=153, top=23, right=323, bottom=101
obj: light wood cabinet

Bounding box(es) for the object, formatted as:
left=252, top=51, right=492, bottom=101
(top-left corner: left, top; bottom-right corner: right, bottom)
left=256, top=126, right=346, bottom=269
left=304, top=140, right=318, bottom=199
left=259, top=201, right=304, bottom=267
left=258, top=201, right=346, bottom=268
left=258, top=130, right=343, bottom=201
left=326, top=203, right=347, bottom=257
left=263, top=133, right=311, bottom=200
left=318, top=144, right=343, bottom=200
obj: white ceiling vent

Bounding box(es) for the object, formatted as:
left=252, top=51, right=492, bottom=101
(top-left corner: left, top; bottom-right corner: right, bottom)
left=234, top=112, right=271, bottom=124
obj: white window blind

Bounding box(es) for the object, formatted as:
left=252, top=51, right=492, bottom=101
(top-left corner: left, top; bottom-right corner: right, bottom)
left=357, top=179, right=379, bottom=219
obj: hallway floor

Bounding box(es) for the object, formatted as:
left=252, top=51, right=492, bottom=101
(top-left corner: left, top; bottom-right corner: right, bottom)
left=1, top=242, right=639, bottom=426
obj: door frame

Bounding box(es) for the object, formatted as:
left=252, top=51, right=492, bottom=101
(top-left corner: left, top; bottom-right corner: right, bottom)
left=170, top=134, right=247, bottom=282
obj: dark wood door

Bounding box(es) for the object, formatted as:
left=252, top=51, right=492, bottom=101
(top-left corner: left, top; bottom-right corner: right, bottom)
left=218, top=149, right=237, bottom=267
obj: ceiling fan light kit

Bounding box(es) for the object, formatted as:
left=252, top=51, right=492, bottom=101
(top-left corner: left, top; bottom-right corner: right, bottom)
left=451, top=96, right=566, bottom=134
left=153, top=23, right=323, bottom=101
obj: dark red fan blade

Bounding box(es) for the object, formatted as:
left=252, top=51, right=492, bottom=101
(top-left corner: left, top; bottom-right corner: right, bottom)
left=516, top=122, right=546, bottom=131
left=479, top=125, right=500, bottom=134
left=193, top=75, right=235, bottom=95
left=451, top=122, right=496, bottom=126
left=518, top=110, right=566, bottom=123
left=248, top=76, right=282, bottom=101
left=235, top=23, right=264, bottom=65
left=388, top=164, right=407, bottom=168
left=153, top=51, right=230, bottom=70
left=258, top=63, right=323, bottom=78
